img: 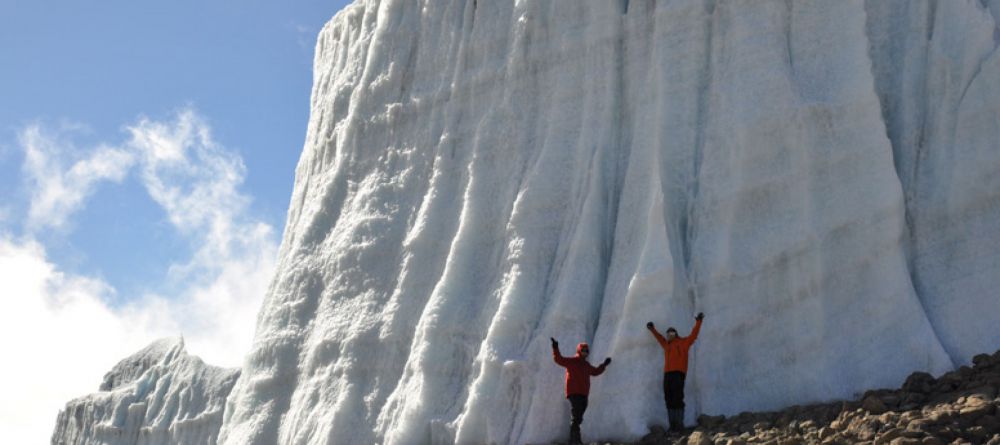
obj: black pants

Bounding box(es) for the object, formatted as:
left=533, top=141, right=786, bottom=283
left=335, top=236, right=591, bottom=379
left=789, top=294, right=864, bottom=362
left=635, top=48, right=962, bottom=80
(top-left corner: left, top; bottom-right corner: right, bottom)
left=663, top=371, right=686, bottom=409
left=568, top=395, right=588, bottom=444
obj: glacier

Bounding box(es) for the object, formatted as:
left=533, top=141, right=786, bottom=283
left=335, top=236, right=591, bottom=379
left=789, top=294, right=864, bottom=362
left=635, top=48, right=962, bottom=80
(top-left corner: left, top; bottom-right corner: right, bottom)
left=52, top=0, right=1000, bottom=444
left=52, top=338, right=239, bottom=445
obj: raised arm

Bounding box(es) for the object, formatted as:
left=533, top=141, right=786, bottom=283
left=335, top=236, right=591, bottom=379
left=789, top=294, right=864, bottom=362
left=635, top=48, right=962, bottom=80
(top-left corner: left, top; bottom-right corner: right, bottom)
left=551, top=337, right=570, bottom=367
left=590, top=357, right=612, bottom=376
left=687, top=314, right=704, bottom=344
left=647, top=322, right=668, bottom=348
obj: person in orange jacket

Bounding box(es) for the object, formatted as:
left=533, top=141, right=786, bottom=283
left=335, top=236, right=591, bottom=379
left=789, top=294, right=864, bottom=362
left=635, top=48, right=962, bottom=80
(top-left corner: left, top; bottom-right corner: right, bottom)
left=551, top=337, right=611, bottom=444
left=647, top=312, right=704, bottom=433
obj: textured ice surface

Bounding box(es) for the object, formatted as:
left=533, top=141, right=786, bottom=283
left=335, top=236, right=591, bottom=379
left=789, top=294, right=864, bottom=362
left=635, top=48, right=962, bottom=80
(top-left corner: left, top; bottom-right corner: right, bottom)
left=46, top=1, right=991, bottom=444
left=52, top=339, right=239, bottom=445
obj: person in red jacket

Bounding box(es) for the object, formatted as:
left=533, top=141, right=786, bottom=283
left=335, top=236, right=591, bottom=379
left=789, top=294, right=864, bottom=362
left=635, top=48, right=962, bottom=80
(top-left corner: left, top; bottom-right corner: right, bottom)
left=551, top=337, right=611, bottom=445
left=647, top=312, right=704, bottom=433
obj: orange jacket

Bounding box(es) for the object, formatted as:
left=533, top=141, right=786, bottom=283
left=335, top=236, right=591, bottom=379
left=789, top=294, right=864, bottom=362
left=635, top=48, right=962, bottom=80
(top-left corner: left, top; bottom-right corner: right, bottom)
left=552, top=343, right=607, bottom=397
left=649, top=318, right=702, bottom=373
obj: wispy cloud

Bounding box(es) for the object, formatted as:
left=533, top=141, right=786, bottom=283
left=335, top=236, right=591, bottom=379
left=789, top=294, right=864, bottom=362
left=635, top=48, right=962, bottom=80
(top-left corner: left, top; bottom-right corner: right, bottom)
left=0, top=108, right=277, bottom=444
left=20, top=124, right=134, bottom=231
left=289, top=21, right=318, bottom=53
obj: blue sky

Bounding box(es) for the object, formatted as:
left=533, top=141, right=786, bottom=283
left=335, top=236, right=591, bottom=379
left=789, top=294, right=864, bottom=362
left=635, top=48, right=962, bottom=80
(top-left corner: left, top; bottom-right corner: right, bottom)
left=0, top=1, right=352, bottom=442
left=2, top=0, right=349, bottom=294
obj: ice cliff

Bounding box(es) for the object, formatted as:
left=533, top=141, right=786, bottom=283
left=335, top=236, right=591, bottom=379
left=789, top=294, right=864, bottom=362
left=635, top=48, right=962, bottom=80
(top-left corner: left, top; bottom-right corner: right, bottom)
left=53, top=0, right=1000, bottom=444
left=52, top=338, right=239, bottom=445
left=219, top=0, right=1000, bottom=443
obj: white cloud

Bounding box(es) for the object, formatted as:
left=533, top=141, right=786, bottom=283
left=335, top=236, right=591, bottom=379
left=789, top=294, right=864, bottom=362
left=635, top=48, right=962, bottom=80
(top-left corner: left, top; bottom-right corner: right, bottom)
left=20, top=124, right=135, bottom=231
left=0, top=108, right=278, bottom=444
left=0, top=237, right=148, bottom=445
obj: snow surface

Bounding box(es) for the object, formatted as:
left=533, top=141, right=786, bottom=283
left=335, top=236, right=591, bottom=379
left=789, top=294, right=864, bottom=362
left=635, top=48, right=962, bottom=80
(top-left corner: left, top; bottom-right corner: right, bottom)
left=52, top=1, right=1000, bottom=444
left=52, top=338, right=239, bottom=445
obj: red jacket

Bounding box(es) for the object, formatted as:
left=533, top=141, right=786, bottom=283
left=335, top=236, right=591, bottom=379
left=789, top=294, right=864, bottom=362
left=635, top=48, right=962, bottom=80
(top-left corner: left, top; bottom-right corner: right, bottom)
left=552, top=343, right=607, bottom=397
left=649, top=318, right=701, bottom=373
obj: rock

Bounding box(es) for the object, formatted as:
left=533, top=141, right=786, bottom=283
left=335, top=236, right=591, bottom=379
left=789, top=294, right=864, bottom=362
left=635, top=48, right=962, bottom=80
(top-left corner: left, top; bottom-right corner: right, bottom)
left=687, top=431, right=713, bottom=445
left=974, top=355, right=995, bottom=368
left=928, top=409, right=956, bottom=423
left=929, top=391, right=961, bottom=405
left=857, top=426, right=877, bottom=441
left=882, top=394, right=903, bottom=408
left=698, top=414, right=726, bottom=429
left=904, top=373, right=937, bottom=394
left=820, top=427, right=836, bottom=439
left=907, top=418, right=935, bottom=432
left=931, top=386, right=996, bottom=407
left=876, top=427, right=904, bottom=444
left=964, top=395, right=990, bottom=408
left=888, top=438, right=922, bottom=445
left=842, top=401, right=862, bottom=413
left=900, top=411, right=922, bottom=422
left=977, top=415, right=1000, bottom=433
left=964, top=386, right=998, bottom=400
left=641, top=425, right=668, bottom=443
left=934, top=426, right=958, bottom=442
left=958, top=402, right=995, bottom=426
left=724, top=439, right=746, bottom=445
left=865, top=395, right=890, bottom=415
left=934, top=374, right=963, bottom=393
left=966, top=425, right=989, bottom=441
left=903, top=392, right=929, bottom=406
left=821, top=435, right=844, bottom=445
left=881, top=412, right=901, bottom=425
left=986, top=371, right=1000, bottom=381
left=920, top=437, right=945, bottom=445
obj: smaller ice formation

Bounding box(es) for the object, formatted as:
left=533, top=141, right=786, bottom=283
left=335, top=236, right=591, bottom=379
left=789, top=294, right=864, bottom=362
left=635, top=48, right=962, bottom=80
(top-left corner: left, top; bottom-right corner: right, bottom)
left=51, top=338, right=239, bottom=445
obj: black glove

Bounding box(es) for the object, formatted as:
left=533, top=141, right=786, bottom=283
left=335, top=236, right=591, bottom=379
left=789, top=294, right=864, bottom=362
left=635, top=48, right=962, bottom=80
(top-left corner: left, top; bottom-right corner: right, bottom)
left=550, top=337, right=558, bottom=349
left=646, top=321, right=654, bottom=329
left=696, top=312, right=705, bottom=321
left=603, top=357, right=612, bottom=366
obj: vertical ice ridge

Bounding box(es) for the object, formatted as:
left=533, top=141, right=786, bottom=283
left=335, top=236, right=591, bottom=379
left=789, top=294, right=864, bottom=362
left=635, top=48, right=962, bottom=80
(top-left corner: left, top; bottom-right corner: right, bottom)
left=860, top=0, right=956, bottom=369
left=683, top=0, right=717, bottom=311
left=371, top=1, right=487, bottom=433
left=383, top=49, right=540, bottom=442
left=860, top=0, right=1000, bottom=367
left=956, top=9, right=1000, bottom=111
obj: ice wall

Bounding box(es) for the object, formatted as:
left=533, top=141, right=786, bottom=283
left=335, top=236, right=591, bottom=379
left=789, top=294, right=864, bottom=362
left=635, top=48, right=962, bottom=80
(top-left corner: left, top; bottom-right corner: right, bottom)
left=52, top=339, right=239, bottom=445
left=217, top=1, right=1000, bottom=444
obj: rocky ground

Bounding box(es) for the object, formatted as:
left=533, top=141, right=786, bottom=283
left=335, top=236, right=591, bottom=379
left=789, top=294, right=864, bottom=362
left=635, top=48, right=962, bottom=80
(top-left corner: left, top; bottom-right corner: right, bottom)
left=626, top=349, right=1000, bottom=445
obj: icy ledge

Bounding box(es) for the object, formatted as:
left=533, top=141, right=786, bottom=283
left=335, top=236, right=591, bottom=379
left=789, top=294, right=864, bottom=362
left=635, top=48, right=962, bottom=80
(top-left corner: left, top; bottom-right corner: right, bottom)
left=51, top=338, right=239, bottom=445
